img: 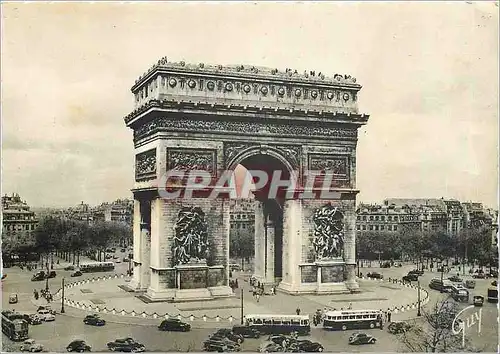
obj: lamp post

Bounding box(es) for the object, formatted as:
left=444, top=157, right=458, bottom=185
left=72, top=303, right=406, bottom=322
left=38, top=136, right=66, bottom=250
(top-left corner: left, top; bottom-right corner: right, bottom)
left=45, top=262, right=50, bottom=292
left=61, top=277, right=65, bottom=313
left=240, top=288, right=244, bottom=325
left=440, top=263, right=445, bottom=293
left=417, top=278, right=421, bottom=316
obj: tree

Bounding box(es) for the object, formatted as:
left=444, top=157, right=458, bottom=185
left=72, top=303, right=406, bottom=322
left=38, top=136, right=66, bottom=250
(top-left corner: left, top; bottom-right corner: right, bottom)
left=229, top=229, right=254, bottom=270
left=398, top=298, right=479, bottom=352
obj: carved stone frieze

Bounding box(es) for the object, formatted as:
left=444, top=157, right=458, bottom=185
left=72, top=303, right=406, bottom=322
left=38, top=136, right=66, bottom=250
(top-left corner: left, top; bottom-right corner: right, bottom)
left=134, top=117, right=358, bottom=142
left=271, top=144, right=301, bottom=168
left=135, top=149, right=157, bottom=181
left=224, top=142, right=256, bottom=166
left=309, top=154, right=349, bottom=178
left=167, top=148, right=217, bottom=175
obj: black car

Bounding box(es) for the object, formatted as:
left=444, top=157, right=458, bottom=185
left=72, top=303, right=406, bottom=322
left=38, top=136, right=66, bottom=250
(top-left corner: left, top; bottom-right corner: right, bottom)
left=448, top=275, right=462, bottom=283
left=403, top=273, right=419, bottom=282
left=232, top=325, right=260, bottom=338
left=292, top=340, right=324, bottom=352
left=71, top=271, right=83, bottom=277
left=367, top=272, right=383, bottom=279
left=106, top=338, right=145, bottom=352
left=46, top=271, right=56, bottom=278
left=202, top=340, right=232, bottom=352
left=381, top=261, right=391, bottom=268
left=213, top=329, right=244, bottom=343
left=158, top=318, right=191, bottom=332
left=408, top=269, right=424, bottom=276
left=67, top=340, right=91, bottom=352
left=31, top=272, right=45, bottom=281
left=64, top=265, right=75, bottom=271
left=348, top=333, right=377, bottom=345
left=83, top=314, right=106, bottom=326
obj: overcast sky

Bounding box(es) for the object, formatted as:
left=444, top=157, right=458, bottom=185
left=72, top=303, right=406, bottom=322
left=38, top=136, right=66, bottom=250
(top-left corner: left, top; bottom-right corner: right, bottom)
left=1, top=2, right=498, bottom=208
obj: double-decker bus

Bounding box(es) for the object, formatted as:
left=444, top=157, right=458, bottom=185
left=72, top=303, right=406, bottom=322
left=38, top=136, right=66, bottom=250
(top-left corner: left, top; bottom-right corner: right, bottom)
left=2, top=310, right=29, bottom=341
left=244, top=314, right=311, bottom=335
left=487, top=286, right=498, bottom=303
left=323, top=309, right=384, bottom=331
left=79, top=262, right=115, bottom=273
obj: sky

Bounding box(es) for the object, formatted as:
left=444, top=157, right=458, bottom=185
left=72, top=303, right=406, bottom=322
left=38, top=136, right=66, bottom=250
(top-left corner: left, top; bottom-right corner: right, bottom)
left=1, top=1, right=498, bottom=209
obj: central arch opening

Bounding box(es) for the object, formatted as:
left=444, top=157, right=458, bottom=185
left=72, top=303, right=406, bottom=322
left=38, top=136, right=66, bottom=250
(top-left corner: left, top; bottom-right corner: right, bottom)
left=229, top=153, right=293, bottom=284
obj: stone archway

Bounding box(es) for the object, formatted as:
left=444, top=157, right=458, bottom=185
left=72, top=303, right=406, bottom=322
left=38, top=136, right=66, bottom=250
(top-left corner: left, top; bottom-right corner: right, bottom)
left=125, top=58, right=369, bottom=301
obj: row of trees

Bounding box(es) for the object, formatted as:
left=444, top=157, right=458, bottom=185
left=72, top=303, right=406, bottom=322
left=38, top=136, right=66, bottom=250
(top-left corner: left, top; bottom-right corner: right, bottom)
left=32, top=216, right=132, bottom=267
left=357, top=225, right=497, bottom=267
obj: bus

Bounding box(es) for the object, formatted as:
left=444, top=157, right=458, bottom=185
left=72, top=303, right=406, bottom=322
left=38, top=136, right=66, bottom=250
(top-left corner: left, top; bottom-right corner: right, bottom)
left=487, top=287, right=498, bottom=303
left=244, top=314, right=311, bottom=335
left=323, top=309, right=384, bottom=331
left=79, top=262, right=115, bottom=273
left=1, top=310, right=29, bottom=341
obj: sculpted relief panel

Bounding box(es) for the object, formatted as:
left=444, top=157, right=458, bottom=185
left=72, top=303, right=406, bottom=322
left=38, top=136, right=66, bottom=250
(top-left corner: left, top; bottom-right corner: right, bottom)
left=312, top=204, right=345, bottom=260
left=135, top=149, right=157, bottom=181
left=172, top=207, right=209, bottom=266
left=308, top=154, right=350, bottom=187
left=167, top=148, right=217, bottom=175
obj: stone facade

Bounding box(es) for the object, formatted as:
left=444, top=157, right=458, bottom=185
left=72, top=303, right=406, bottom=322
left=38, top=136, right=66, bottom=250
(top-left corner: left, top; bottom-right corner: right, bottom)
left=124, top=58, right=369, bottom=300
left=2, top=193, right=38, bottom=251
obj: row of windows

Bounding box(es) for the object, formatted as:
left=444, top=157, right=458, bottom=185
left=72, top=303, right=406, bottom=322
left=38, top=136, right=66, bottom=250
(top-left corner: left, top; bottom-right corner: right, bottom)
left=3, top=224, right=36, bottom=231
left=250, top=319, right=307, bottom=325
left=357, top=224, right=398, bottom=231
left=230, top=223, right=253, bottom=229
left=327, top=314, right=378, bottom=321
left=357, top=215, right=400, bottom=222
left=230, top=214, right=254, bottom=220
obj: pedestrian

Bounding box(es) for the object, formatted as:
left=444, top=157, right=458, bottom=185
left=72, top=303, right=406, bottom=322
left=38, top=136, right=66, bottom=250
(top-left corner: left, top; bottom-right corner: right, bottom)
left=348, top=302, right=352, bottom=310
left=387, top=310, right=392, bottom=323
left=235, top=279, right=239, bottom=289
left=256, top=293, right=260, bottom=303
left=296, top=307, right=301, bottom=315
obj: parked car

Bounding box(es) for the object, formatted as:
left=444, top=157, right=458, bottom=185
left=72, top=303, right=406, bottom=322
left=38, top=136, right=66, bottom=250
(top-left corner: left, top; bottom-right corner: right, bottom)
left=367, top=272, right=383, bottom=279
left=448, top=275, right=462, bottom=283
left=37, top=309, right=55, bottom=322
left=232, top=325, right=260, bottom=338
left=121, top=248, right=126, bottom=252
left=465, top=280, right=476, bottom=289
left=473, top=273, right=486, bottom=279
left=292, top=340, right=324, bottom=352
left=20, top=339, right=44, bottom=352
left=348, top=333, right=377, bottom=345
left=106, top=338, right=145, bottom=352
left=491, top=280, right=497, bottom=287
left=158, top=318, right=191, bottom=332
left=267, top=335, right=289, bottom=346
left=46, top=271, right=56, bottom=279
left=64, top=265, right=75, bottom=271
left=473, top=295, right=484, bottom=307
left=202, top=340, right=231, bottom=352
left=408, top=269, right=424, bottom=276
left=83, top=314, right=106, bottom=326
left=71, top=270, right=83, bottom=277
left=213, top=328, right=243, bottom=343
left=388, top=321, right=412, bottom=334
left=31, top=271, right=45, bottom=281
left=259, top=342, right=282, bottom=353
left=9, top=293, right=18, bottom=304
left=381, top=261, right=391, bottom=268
left=208, top=335, right=241, bottom=349
left=403, top=274, right=418, bottom=282
left=37, top=306, right=56, bottom=315
left=115, top=259, right=122, bottom=263
left=66, top=340, right=91, bottom=352
left=229, top=264, right=241, bottom=271
left=22, top=314, right=42, bottom=325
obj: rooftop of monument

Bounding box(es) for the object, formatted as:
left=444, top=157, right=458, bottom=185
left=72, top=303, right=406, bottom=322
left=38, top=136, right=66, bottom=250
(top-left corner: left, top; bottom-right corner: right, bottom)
left=131, top=56, right=361, bottom=92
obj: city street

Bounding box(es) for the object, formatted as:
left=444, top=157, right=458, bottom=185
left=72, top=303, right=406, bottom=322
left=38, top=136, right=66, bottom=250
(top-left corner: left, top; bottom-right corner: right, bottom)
left=2, top=255, right=497, bottom=352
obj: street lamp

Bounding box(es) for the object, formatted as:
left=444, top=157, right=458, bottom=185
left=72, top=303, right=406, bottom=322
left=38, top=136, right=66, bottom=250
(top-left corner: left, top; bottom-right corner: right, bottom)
left=240, top=288, right=244, bottom=325
left=61, top=277, right=65, bottom=313
left=417, top=278, right=421, bottom=316
left=45, top=262, right=50, bottom=292
left=440, top=260, right=445, bottom=293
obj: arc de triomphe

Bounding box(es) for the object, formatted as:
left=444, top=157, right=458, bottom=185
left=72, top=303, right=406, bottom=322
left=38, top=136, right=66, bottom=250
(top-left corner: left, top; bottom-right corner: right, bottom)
left=124, top=58, right=369, bottom=302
